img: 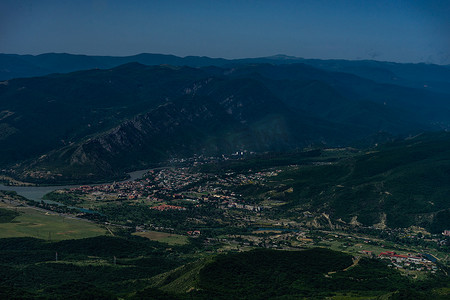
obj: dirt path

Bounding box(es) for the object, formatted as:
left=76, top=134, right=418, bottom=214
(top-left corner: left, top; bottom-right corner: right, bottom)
left=343, top=256, right=360, bottom=271
left=328, top=256, right=360, bottom=275
left=106, top=226, right=115, bottom=236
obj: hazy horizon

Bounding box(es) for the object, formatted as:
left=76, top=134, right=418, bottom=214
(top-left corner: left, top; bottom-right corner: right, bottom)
left=1, top=0, right=449, bottom=65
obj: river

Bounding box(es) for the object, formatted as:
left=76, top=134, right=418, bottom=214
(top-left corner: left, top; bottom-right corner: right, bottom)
left=0, top=168, right=150, bottom=203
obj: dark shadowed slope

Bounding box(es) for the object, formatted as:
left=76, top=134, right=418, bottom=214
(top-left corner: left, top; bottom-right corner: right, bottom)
left=0, top=62, right=448, bottom=182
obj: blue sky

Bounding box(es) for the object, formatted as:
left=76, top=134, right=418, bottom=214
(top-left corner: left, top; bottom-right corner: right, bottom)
left=1, top=0, right=449, bottom=64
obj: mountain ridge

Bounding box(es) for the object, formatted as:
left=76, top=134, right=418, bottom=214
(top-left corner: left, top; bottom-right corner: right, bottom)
left=1, top=60, right=449, bottom=183
left=2, top=52, right=450, bottom=94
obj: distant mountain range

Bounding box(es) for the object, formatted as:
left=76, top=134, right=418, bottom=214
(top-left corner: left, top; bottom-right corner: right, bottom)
left=2, top=53, right=450, bottom=93
left=1, top=54, right=450, bottom=183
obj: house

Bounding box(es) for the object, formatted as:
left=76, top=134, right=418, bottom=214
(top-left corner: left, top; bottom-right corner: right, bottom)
left=379, top=251, right=396, bottom=257
left=187, top=230, right=201, bottom=236
left=361, top=250, right=374, bottom=257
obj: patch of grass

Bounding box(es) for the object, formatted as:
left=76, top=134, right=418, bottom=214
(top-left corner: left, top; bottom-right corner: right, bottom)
left=150, top=259, right=212, bottom=294
left=133, top=230, right=188, bottom=245
left=0, top=206, right=107, bottom=240
left=0, top=207, right=20, bottom=223
left=329, top=291, right=392, bottom=299
left=433, top=287, right=450, bottom=297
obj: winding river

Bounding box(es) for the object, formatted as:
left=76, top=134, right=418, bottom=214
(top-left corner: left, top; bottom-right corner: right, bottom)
left=0, top=169, right=150, bottom=203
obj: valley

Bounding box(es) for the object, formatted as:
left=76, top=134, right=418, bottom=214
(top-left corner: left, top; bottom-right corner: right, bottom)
left=0, top=55, right=450, bottom=299
left=1, top=137, right=449, bottom=298
left=2, top=0, right=450, bottom=297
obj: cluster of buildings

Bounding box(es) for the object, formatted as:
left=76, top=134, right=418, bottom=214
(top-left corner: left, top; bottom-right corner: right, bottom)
left=361, top=250, right=439, bottom=273
left=215, top=170, right=281, bottom=188
left=226, top=202, right=262, bottom=211
left=70, top=179, right=152, bottom=200
left=64, top=166, right=279, bottom=213
left=187, top=230, right=201, bottom=236
left=67, top=167, right=210, bottom=203
left=150, top=204, right=186, bottom=211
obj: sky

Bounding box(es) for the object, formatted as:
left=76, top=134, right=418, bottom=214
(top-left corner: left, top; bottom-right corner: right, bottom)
left=0, top=0, right=449, bottom=64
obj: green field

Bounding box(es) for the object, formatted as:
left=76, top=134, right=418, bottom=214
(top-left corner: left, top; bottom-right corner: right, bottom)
left=0, top=205, right=107, bottom=240
left=133, top=230, right=189, bottom=245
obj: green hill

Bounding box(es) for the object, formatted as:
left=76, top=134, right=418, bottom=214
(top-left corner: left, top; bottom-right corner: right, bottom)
left=0, top=235, right=448, bottom=299
left=227, top=132, right=450, bottom=231
left=0, top=235, right=188, bottom=299
left=135, top=247, right=449, bottom=299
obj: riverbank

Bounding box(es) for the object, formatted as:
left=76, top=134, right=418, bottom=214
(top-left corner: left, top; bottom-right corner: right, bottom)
left=0, top=168, right=156, bottom=203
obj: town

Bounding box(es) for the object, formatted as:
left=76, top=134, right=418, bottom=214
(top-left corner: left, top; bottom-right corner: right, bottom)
left=24, top=160, right=448, bottom=277
left=63, top=164, right=277, bottom=212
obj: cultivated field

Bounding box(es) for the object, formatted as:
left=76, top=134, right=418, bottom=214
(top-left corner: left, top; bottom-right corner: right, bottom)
left=133, top=230, right=188, bottom=245
left=0, top=204, right=107, bottom=240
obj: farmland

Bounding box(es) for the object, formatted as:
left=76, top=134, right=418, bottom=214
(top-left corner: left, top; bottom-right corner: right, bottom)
left=133, top=230, right=188, bottom=245
left=0, top=202, right=107, bottom=241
